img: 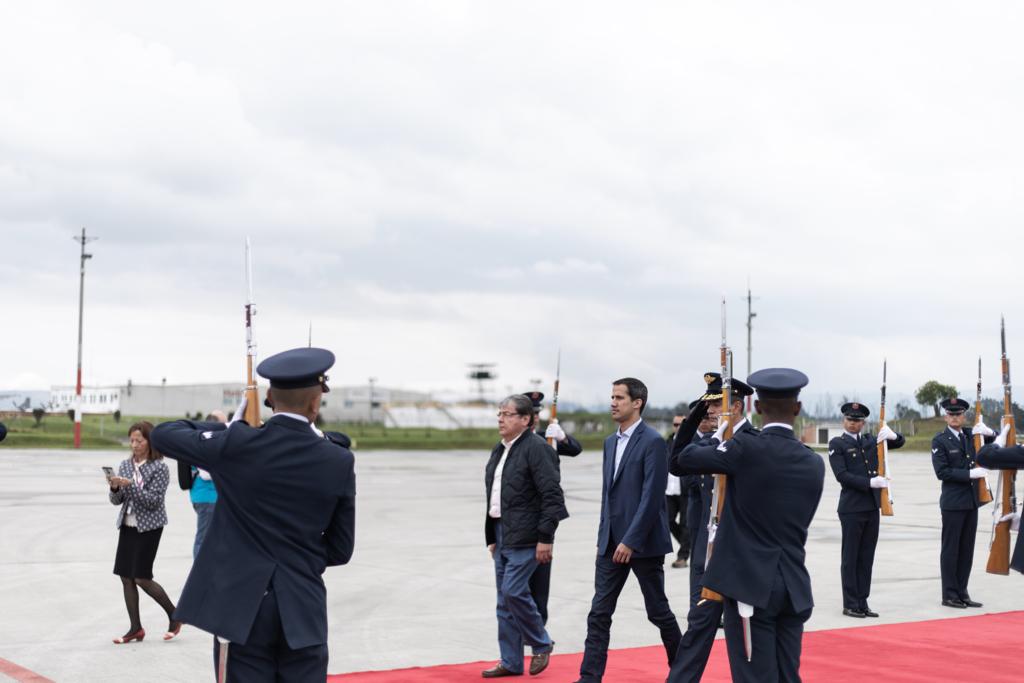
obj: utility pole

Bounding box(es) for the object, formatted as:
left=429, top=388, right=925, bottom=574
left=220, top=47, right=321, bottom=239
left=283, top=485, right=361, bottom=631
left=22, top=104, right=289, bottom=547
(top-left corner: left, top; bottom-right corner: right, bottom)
left=745, top=282, right=757, bottom=415
left=368, top=377, right=377, bottom=423
left=73, top=228, right=98, bottom=449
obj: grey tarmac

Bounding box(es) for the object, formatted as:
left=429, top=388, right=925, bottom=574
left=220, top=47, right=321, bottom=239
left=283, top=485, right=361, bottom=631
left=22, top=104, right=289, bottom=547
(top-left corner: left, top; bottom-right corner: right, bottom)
left=1, top=447, right=1023, bottom=682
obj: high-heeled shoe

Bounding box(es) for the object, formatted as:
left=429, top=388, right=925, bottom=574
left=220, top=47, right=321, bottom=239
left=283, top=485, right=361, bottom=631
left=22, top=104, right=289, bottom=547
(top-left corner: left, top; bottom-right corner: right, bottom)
left=113, top=627, right=145, bottom=644
left=163, top=621, right=182, bottom=641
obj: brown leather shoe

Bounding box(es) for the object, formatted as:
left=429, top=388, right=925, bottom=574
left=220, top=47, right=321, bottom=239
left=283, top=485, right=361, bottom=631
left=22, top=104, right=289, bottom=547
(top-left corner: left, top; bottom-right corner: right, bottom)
left=482, top=663, right=521, bottom=678
left=529, top=646, right=553, bottom=676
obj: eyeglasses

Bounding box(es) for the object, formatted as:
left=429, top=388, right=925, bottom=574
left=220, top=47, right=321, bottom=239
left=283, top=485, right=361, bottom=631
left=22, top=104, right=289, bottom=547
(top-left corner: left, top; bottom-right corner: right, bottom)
left=497, top=411, right=523, bottom=419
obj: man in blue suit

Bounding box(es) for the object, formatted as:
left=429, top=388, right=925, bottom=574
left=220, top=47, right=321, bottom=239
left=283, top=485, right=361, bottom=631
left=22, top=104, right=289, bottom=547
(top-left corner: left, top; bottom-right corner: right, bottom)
left=151, top=347, right=355, bottom=682
left=574, top=377, right=681, bottom=683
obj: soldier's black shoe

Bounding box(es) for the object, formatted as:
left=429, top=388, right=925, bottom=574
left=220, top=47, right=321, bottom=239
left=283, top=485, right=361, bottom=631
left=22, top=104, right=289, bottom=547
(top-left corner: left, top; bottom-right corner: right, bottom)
left=842, top=608, right=866, bottom=618
left=861, top=607, right=879, bottom=617
left=962, top=599, right=983, bottom=608
left=942, top=599, right=968, bottom=609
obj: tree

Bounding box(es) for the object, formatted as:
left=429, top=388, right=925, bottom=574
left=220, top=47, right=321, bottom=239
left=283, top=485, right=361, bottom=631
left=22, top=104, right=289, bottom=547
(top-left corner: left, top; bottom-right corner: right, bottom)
left=113, top=410, right=121, bottom=423
left=67, top=409, right=75, bottom=422
left=894, top=402, right=922, bottom=421
left=915, top=381, right=958, bottom=417
left=32, top=408, right=45, bottom=427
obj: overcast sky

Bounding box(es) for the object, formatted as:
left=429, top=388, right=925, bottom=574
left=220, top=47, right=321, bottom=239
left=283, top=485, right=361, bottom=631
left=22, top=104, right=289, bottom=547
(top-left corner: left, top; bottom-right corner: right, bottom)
left=2, top=1, right=1024, bottom=412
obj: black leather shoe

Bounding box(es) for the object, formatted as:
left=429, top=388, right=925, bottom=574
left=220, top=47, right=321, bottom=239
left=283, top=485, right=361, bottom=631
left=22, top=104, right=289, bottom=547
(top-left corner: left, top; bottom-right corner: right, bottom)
left=843, top=608, right=866, bottom=618
left=861, top=607, right=879, bottom=617
left=529, top=646, right=552, bottom=676
left=482, top=663, right=522, bottom=678
left=962, top=599, right=983, bottom=608
left=942, top=599, right=968, bottom=609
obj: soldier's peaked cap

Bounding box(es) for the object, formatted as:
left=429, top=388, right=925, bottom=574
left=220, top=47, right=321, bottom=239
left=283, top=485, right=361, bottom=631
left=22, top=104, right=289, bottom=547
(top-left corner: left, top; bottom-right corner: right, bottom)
left=524, top=391, right=545, bottom=410
left=841, top=402, right=870, bottom=419
left=748, top=368, right=809, bottom=399
left=701, top=372, right=754, bottom=401
left=940, top=397, right=969, bottom=414
left=257, top=347, right=334, bottom=392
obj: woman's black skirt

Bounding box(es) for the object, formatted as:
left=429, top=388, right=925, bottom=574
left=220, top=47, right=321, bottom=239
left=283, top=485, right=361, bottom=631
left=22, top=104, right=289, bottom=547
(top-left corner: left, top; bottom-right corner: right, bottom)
left=113, top=525, right=164, bottom=579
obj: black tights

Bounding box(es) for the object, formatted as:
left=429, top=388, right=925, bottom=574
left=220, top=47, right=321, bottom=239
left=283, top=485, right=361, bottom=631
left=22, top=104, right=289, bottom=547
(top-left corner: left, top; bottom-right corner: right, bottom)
left=120, top=576, right=177, bottom=633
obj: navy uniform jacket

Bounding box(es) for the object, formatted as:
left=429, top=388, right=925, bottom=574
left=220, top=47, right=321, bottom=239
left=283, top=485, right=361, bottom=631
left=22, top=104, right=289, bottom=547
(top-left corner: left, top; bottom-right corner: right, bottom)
left=150, top=415, right=356, bottom=649
left=828, top=431, right=905, bottom=514
left=677, top=425, right=825, bottom=611
left=976, top=442, right=1024, bottom=572
left=931, top=427, right=992, bottom=510
left=597, top=420, right=673, bottom=558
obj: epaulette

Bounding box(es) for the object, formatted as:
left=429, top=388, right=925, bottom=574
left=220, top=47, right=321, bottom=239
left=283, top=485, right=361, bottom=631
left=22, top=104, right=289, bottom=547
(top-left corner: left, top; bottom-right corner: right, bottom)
left=324, top=431, right=352, bottom=449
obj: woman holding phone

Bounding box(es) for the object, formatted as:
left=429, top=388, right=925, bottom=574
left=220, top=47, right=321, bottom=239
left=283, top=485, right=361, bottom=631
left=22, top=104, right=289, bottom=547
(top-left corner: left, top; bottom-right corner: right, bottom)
left=107, top=421, right=181, bottom=644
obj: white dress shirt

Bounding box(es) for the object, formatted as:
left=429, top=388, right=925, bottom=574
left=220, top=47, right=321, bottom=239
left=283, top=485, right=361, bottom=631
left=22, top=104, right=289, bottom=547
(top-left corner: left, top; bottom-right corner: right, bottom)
left=614, top=418, right=642, bottom=479
left=489, top=431, right=524, bottom=518
left=762, top=422, right=794, bottom=431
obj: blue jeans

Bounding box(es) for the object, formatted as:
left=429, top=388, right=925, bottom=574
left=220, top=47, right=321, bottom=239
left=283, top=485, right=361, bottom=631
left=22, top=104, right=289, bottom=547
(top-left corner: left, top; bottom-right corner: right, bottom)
left=193, top=503, right=215, bottom=560
left=492, top=522, right=553, bottom=673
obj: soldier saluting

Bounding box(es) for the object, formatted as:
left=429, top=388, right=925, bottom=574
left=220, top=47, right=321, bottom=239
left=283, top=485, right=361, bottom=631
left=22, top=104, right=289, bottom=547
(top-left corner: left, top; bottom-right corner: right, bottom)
left=151, top=347, right=356, bottom=681
left=932, top=396, right=994, bottom=608
left=827, top=402, right=903, bottom=618
left=672, top=368, right=824, bottom=683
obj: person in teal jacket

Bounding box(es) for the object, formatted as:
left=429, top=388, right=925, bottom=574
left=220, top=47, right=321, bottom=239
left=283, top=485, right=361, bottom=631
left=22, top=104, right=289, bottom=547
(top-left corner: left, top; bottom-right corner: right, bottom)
left=177, top=410, right=225, bottom=558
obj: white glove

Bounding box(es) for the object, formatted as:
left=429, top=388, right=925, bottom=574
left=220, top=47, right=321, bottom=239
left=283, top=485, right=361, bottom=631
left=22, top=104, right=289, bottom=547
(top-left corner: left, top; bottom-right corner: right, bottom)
left=973, top=421, right=996, bottom=438
left=545, top=422, right=566, bottom=442
left=869, top=476, right=888, bottom=489
left=995, top=422, right=1011, bottom=448
left=876, top=425, right=898, bottom=443
left=197, top=468, right=212, bottom=481
left=999, top=512, right=1021, bottom=531
left=969, top=467, right=990, bottom=479
left=228, top=394, right=248, bottom=427
left=713, top=418, right=730, bottom=444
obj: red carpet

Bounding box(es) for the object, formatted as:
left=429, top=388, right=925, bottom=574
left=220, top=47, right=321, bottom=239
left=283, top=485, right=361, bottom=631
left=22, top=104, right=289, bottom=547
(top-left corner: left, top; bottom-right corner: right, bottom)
left=329, top=610, right=1024, bottom=682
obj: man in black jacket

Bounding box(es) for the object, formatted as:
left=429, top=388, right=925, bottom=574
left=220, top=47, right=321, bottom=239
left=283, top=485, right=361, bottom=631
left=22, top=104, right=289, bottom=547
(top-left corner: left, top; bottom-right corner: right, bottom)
left=931, top=397, right=993, bottom=608
left=483, top=394, right=567, bottom=678
left=828, top=402, right=904, bottom=618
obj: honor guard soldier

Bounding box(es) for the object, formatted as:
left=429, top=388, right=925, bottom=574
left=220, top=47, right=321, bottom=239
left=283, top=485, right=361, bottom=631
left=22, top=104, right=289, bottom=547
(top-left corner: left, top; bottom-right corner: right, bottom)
left=828, top=402, right=903, bottom=618
left=151, top=347, right=356, bottom=682
left=932, top=397, right=993, bottom=608
left=667, top=373, right=755, bottom=683
left=978, top=423, right=1024, bottom=572
left=672, top=368, right=824, bottom=683
left=524, top=390, right=580, bottom=626
left=527, top=390, right=583, bottom=458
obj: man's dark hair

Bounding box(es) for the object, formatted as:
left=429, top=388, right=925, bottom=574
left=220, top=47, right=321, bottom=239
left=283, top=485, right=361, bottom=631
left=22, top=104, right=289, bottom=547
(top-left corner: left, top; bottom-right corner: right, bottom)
left=501, top=394, right=536, bottom=428
left=613, top=377, right=648, bottom=415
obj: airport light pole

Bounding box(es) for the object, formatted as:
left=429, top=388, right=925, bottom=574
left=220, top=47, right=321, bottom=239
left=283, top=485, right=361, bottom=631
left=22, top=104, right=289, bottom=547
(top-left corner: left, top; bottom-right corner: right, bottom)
left=73, top=228, right=97, bottom=449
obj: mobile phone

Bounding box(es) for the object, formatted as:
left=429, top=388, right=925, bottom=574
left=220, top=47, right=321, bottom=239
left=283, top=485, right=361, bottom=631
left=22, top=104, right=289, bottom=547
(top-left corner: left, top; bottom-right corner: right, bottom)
left=102, top=466, right=114, bottom=482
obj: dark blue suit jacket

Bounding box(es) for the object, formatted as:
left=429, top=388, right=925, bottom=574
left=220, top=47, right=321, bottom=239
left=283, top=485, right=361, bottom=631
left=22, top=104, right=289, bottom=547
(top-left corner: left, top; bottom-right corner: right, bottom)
left=151, top=414, right=356, bottom=649
left=596, top=420, right=672, bottom=558
left=677, top=425, right=824, bottom=612
left=828, top=430, right=905, bottom=514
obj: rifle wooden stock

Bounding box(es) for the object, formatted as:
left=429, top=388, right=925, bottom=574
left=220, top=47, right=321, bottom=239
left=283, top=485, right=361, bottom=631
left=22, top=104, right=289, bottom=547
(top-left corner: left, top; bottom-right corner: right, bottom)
left=701, top=340, right=732, bottom=603
left=877, top=362, right=894, bottom=516
left=548, top=376, right=559, bottom=448
left=974, top=429, right=994, bottom=504
left=987, top=414, right=1016, bottom=575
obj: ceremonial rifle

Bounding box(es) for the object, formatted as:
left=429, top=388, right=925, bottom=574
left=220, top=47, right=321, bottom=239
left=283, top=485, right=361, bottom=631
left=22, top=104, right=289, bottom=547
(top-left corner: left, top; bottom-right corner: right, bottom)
left=548, top=349, right=561, bottom=448
left=702, top=298, right=733, bottom=603
left=987, top=317, right=1017, bottom=574
left=876, top=360, right=894, bottom=516
left=974, top=357, right=994, bottom=505
left=243, top=238, right=262, bottom=427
